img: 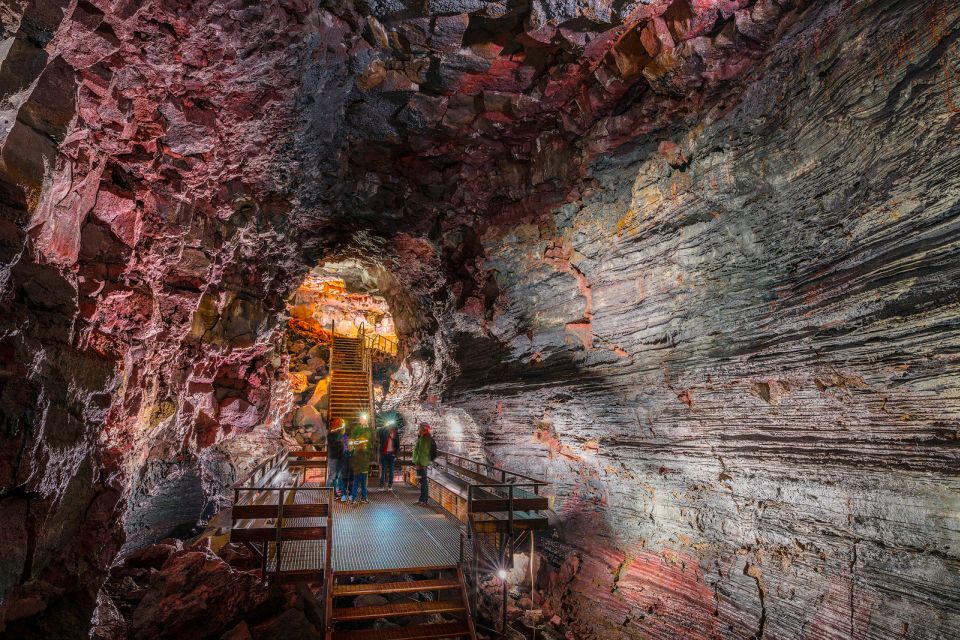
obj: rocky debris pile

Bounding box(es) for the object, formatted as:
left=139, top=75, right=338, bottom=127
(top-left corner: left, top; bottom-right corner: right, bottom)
left=93, top=540, right=323, bottom=640
left=284, top=334, right=330, bottom=442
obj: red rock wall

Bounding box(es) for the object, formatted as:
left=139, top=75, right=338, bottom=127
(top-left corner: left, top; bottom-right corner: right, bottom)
left=1, top=0, right=316, bottom=633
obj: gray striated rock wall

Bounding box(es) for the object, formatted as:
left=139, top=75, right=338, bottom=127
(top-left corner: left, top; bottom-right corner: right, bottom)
left=447, top=2, right=960, bottom=638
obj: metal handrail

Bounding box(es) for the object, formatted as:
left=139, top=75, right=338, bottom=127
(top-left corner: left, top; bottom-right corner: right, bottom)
left=231, top=470, right=333, bottom=584
left=326, top=320, right=335, bottom=425
left=362, top=331, right=398, bottom=356
left=468, top=482, right=546, bottom=490
left=358, top=324, right=378, bottom=454
left=230, top=448, right=287, bottom=490
left=437, top=449, right=549, bottom=487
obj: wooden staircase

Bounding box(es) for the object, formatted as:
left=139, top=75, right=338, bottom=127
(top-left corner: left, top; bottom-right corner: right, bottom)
left=326, top=566, right=476, bottom=640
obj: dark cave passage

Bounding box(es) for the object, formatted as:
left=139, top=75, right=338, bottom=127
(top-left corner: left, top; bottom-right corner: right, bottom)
left=1, top=0, right=959, bottom=639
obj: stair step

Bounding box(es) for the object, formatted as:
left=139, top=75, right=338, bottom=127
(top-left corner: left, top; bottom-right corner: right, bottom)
left=333, top=578, right=461, bottom=597
left=332, top=600, right=466, bottom=622
left=331, top=622, right=471, bottom=640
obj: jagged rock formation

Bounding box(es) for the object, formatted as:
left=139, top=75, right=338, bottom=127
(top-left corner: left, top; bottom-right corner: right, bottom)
left=1, top=0, right=958, bottom=638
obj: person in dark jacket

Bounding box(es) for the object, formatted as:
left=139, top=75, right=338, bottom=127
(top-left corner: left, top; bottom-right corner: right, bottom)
left=327, top=418, right=347, bottom=497
left=411, top=423, right=436, bottom=506
left=378, top=423, right=401, bottom=490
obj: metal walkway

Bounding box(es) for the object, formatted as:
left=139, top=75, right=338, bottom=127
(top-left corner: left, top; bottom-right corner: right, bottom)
left=331, top=483, right=464, bottom=573
left=230, top=459, right=466, bottom=580
left=228, top=445, right=548, bottom=640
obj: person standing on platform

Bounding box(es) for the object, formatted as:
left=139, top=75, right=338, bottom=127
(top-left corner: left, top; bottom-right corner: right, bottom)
left=349, top=420, right=373, bottom=504
left=339, top=422, right=352, bottom=503
left=327, top=418, right=346, bottom=498
left=412, top=423, right=437, bottom=506
left=379, top=423, right=400, bottom=490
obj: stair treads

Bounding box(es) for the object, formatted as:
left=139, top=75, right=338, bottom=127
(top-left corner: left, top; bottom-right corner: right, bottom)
left=331, top=622, right=471, bottom=640
left=333, top=578, right=460, bottom=597
left=332, top=599, right=465, bottom=621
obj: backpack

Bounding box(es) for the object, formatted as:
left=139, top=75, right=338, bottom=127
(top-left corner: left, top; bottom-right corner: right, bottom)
left=428, top=437, right=437, bottom=461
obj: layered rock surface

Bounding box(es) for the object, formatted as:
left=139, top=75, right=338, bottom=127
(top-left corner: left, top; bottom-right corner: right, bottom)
left=443, top=3, right=960, bottom=638
left=0, top=0, right=958, bottom=638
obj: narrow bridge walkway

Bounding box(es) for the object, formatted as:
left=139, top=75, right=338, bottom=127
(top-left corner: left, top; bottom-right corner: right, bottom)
left=229, top=438, right=550, bottom=640
left=332, top=483, right=464, bottom=573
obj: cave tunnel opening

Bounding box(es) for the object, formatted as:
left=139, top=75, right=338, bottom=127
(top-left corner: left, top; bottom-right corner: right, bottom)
left=283, top=259, right=404, bottom=445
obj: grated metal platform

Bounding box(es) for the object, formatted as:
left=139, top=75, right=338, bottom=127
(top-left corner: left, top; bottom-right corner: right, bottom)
left=266, top=540, right=327, bottom=573
left=332, top=483, right=466, bottom=573
left=243, top=483, right=332, bottom=577
left=234, top=464, right=470, bottom=578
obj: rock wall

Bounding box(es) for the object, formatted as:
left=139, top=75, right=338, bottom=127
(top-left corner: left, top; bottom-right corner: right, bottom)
left=0, top=0, right=318, bottom=633
left=444, top=2, right=960, bottom=638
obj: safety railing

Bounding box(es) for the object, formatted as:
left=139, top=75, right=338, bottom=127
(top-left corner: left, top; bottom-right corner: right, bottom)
left=230, top=448, right=287, bottom=491
left=231, top=449, right=333, bottom=583
left=231, top=486, right=332, bottom=582
left=437, top=449, right=550, bottom=492
left=423, top=450, right=548, bottom=639
left=326, top=320, right=335, bottom=425
left=364, top=332, right=399, bottom=356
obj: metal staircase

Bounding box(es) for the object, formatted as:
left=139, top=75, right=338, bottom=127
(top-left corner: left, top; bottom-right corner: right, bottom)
left=329, top=335, right=371, bottom=425
left=328, top=327, right=379, bottom=477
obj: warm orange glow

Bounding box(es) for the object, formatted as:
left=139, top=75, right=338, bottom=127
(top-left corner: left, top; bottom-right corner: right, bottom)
left=288, top=274, right=397, bottom=345
left=288, top=371, right=310, bottom=394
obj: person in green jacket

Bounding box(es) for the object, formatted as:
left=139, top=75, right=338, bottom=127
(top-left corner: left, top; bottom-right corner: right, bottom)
left=349, top=422, right=373, bottom=504
left=411, top=423, right=436, bottom=506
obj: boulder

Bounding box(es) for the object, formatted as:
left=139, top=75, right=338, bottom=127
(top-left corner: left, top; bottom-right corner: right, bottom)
left=129, top=550, right=276, bottom=640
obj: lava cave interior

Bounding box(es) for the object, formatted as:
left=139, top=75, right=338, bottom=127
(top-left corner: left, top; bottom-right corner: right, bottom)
left=1, top=0, right=959, bottom=638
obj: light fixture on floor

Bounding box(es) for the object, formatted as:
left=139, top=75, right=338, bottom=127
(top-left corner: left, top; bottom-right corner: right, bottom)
left=497, top=568, right=508, bottom=580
